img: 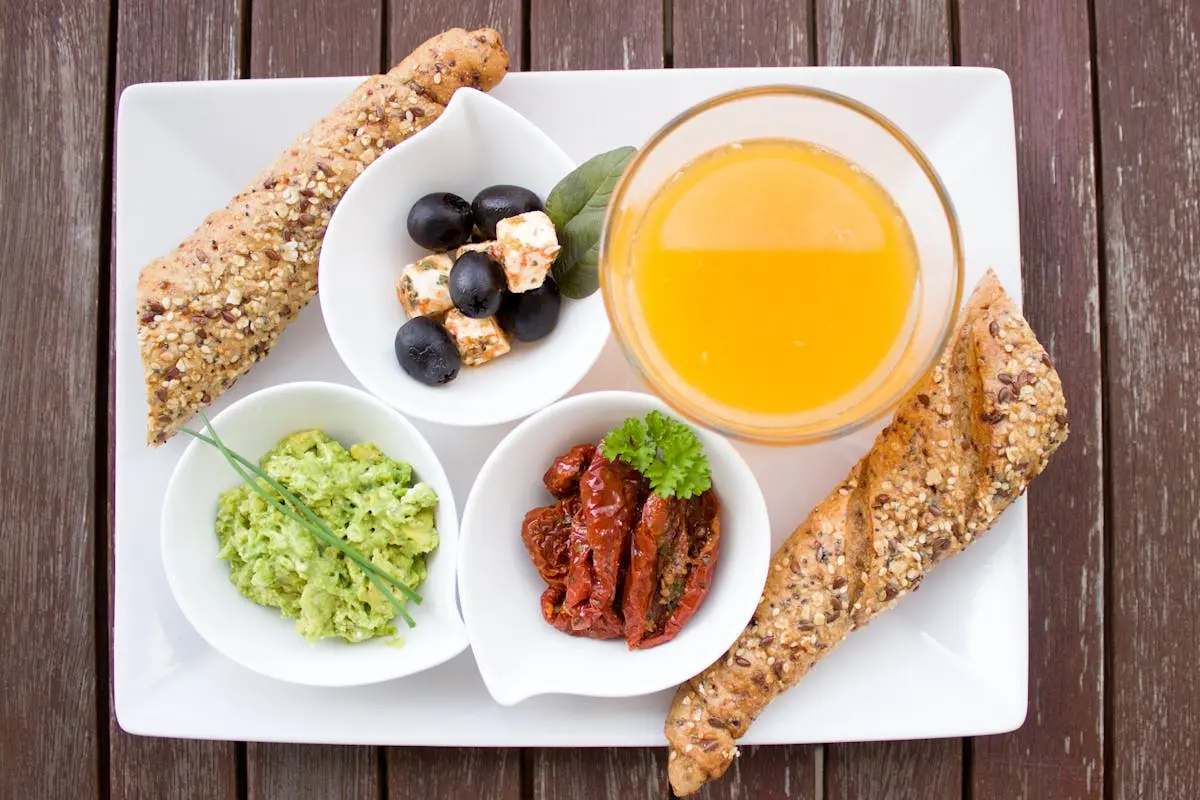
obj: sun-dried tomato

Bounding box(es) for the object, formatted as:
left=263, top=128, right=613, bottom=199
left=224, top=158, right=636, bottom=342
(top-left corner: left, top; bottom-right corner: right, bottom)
left=541, top=585, right=625, bottom=639
left=543, top=443, right=596, bottom=499
left=520, top=497, right=578, bottom=590
left=621, top=493, right=685, bottom=646
left=552, top=448, right=643, bottom=639
left=521, top=445, right=719, bottom=648
left=562, top=500, right=591, bottom=609
left=540, top=586, right=570, bottom=632
left=578, top=450, right=644, bottom=612
left=623, top=489, right=720, bottom=649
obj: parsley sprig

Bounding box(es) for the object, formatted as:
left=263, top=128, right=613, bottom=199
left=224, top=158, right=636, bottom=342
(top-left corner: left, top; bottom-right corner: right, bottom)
left=600, top=410, right=712, bottom=499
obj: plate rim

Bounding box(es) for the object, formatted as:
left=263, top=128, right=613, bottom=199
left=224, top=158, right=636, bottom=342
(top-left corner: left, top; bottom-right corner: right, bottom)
left=113, top=64, right=1026, bottom=745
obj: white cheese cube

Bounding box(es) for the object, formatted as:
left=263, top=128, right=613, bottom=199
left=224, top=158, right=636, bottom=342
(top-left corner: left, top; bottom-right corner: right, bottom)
left=455, top=240, right=500, bottom=260
left=442, top=309, right=511, bottom=367
left=396, top=254, right=453, bottom=318
left=496, top=211, right=561, bottom=293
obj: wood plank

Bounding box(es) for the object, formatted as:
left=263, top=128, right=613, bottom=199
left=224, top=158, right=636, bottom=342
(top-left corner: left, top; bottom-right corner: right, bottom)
left=244, top=1, right=384, bottom=794
left=670, top=3, right=818, bottom=795
left=673, top=0, right=812, bottom=68
left=109, top=740, right=237, bottom=800
left=388, top=748, right=520, bottom=800
left=956, top=2, right=1105, bottom=798
left=109, top=2, right=243, bottom=794
left=526, top=3, right=663, bottom=796
left=0, top=0, right=107, bottom=796
left=815, top=0, right=949, bottom=65
left=826, top=740, right=960, bottom=800
left=532, top=749, right=667, bottom=800
left=382, top=6, right=527, bottom=799
left=530, top=0, right=664, bottom=70
left=247, top=744, right=379, bottom=800
left=251, top=0, right=380, bottom=77
left=1095, top=0, right=1200, bottom=796
left=389, top=1, right=524, bottom=70
left=813, top=2, right=958, bottom=795
left=115, top=0, right=242, bottom=83
left=689, top=746, right=815, bottom=800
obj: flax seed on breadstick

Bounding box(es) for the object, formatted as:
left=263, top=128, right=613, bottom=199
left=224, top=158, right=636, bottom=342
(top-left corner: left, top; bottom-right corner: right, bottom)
left=136, top=28, right=509, bottom=444
left=665, top=271, right=1069, bottom=795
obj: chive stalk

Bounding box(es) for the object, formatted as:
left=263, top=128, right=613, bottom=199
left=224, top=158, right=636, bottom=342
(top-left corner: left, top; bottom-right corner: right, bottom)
left=181, top=415, right=421, bottom=627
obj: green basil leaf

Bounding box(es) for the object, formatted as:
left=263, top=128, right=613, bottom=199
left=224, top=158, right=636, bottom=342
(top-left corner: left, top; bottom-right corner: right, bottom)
left=552, top=214, right=603, bottom=299
left=546, top=146, right=636, bottom=299
left=545, top=146, right=637, bottom=228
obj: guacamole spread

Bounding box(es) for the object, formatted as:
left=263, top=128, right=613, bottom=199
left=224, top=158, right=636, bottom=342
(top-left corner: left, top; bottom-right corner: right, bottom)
left=215, top=429, right=439, bottom=643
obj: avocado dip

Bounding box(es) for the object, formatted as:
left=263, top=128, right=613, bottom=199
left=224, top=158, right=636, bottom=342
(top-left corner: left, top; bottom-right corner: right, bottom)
left=215, top=429, right=439, bottom=643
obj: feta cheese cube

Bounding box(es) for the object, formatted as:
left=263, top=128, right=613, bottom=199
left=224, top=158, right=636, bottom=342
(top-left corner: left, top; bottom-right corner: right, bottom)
left=396, top=254, right=453, bottom=318
left=455, top=240, right=500, bottom=260
left=496, top=211, right=561, bottom=293
left=442, top=309, right=511, bottom=366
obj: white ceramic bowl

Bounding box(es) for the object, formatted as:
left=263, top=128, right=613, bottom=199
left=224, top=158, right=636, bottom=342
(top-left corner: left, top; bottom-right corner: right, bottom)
left=458, top=391, right=771, bottom=705
left=319, top=88, right=610, bottom=427
left=160, top=381, right=467, bottom=686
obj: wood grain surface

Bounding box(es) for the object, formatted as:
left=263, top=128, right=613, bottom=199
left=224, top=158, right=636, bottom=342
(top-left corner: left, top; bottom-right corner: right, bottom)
left=251, top=0, right=380, bottom=78
left=813, top=1, right=959, bottom=794
left=1095, top=0, right=1200, bottom=797
left=673, top=0, right=812, bottom=68
left=388, top=748, right=521, bottom=800
left=957, top=2, right=1106, bottom=798
left=106, top=3, right=243, bottom=798
left=815, top=0, right=950, bottom=65
left=114, top=0, right=242, bottom=83
left=689, top=746, right=816, bottom=800
left=531, top=749, right=668, bottom=800
left=0, top=1, right=107, bottom=798
left=826, top=740, right=961, bottom=800
left=247, top=744, right=379, bottom=800
left=530, top=0, right=664, bottom=70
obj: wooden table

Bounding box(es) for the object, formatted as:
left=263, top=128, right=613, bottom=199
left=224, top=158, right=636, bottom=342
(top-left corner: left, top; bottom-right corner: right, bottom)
left=2, top=0, right=1195, bottom=797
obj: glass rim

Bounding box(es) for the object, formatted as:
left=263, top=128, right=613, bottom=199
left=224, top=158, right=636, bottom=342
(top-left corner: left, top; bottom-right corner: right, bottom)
left=598, top=83, right=965, bottom=445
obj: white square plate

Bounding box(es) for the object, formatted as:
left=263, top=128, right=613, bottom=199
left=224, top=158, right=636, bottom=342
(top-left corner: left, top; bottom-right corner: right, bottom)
left=114, top=67, right=1024, bottom=745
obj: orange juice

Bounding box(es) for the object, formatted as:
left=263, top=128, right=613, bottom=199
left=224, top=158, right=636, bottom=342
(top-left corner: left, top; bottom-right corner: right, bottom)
left=629, top=138, right=919, bottom=420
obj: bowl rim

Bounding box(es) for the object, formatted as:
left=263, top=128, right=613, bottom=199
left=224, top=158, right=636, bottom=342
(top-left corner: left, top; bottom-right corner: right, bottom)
left=457, top=389, right=771, bottom=705
left=317, top=88, right=610, bottom=428
left=159, top=379, right=466, bottom=687
left=599, top=83, right=965, bottom=445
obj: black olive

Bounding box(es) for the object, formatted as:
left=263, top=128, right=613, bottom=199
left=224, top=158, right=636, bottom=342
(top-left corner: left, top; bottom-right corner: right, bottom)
left=449, top=251, right=507, bottom=318
left=496, top=277, right=562, bottom=342
left=407, top=192, right=473, bottom=251
left=394, top=317, right=460, bottom=385
left=495, top=292, right=519, bottom=335
left=471, top=185, right=545, bottom=239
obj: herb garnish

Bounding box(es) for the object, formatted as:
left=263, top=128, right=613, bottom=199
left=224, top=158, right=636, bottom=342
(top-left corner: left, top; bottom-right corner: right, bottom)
left=181, top=414, right=422, bottom=628
left=600, top=410, right=712, bottom=500
left=546, top=145, right=636, bottom=299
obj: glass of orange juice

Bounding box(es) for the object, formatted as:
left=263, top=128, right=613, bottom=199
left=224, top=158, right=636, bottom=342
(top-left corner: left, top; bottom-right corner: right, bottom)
left=601, top=86, right=963, bottom=444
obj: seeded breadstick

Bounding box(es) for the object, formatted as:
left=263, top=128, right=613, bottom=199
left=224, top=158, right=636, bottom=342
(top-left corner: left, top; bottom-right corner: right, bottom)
left=136, top=28, right=509, bottom=444
left=665, top=271, right=1069, bottom=795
